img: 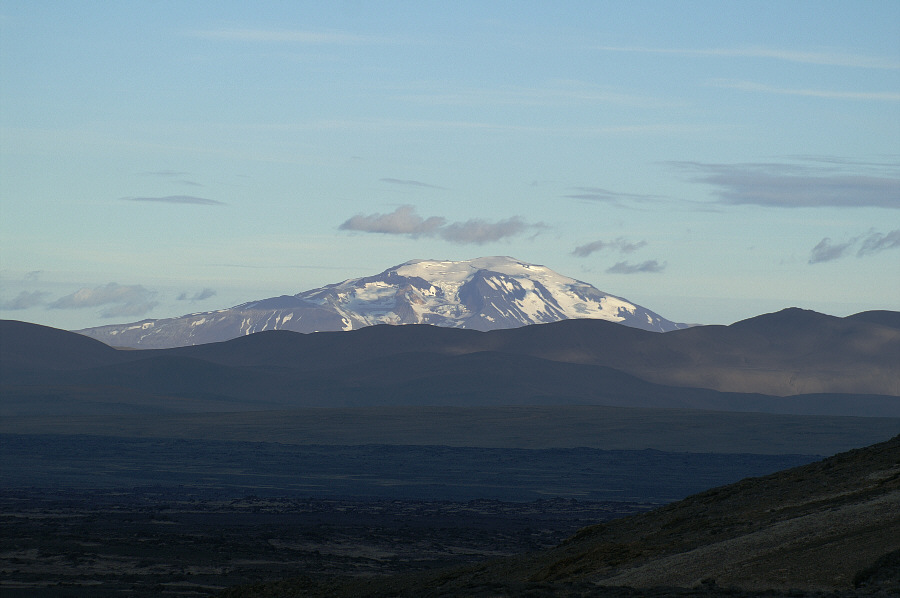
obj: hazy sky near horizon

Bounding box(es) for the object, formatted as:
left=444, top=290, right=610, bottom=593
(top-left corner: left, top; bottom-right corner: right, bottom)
left=1, top=1, right=898, bottom=330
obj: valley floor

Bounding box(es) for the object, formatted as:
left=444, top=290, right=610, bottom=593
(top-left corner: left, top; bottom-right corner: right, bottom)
left=0, top=433, right=820, bottom=597
left=0, top=488, right=650, bottom=598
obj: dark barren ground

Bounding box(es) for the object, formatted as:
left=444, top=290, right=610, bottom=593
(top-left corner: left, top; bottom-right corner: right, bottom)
left=1, top=488, right=649, bottom=597
left=1, top=433, right=820, bottom=597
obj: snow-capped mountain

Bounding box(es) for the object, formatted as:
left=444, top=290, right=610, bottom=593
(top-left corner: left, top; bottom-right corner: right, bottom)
left=76, top=257, right=686, bottom=348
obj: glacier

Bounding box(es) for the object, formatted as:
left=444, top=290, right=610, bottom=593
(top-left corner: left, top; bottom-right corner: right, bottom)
left=76, top=256, right=686, bottom=348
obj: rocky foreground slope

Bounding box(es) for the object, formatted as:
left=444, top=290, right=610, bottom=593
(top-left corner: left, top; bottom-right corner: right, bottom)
left=223, top=435, right=900, bottom=597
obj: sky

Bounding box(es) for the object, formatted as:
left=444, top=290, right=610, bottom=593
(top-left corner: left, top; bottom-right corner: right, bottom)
left=1, top=1, right=898, bottom=330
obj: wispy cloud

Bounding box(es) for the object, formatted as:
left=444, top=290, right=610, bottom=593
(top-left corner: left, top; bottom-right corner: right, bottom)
left=140, top=170, right=191, bottom=177
left=395, top=82, right=671, bottom=108
left=606, top=260, right=666, bottom=274
left=572, top=238, right=647, bottom=257
left=189, top=28, right=378, bottom=44
left=380, top=178, right=446, bottom=190
left=712, top=79, right=900, bottom=102
left=139, top=170, right=202, bottom=186
left=810, top=229, right=900, bottom=263
left=1, top=290, right=49, bottom=310
left=177, top=288, right=217, bottom=302
left=858, top=229, right=900, bottom=256
left=564, top=187, right=663, bottom=207
left=784, top=155, right=900, bottom=172
left=808, top=238, right=856, bottom=264
left=594, top=45, right=900, bottom=69
left=120, top=195, right=225, bottom=206
left=671, top=161, right=900, bottom=209
left=48, top=283, right=158, bottom=318
left=339, top=205, right=540, bottom=245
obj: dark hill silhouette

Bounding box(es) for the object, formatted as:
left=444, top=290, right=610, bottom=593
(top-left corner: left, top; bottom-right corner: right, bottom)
left=156, top=307, right=900, bottom=396
left=172, top=307, right=900, bottom=396
left=848, top=309, right=900, bottom=330
left=2, top=308, right=898, bottom=416
left=0, top=319, right=127, bottom=371
left=15, top=339, right=888, bottom=415
left=224, top=435, right=900, bottom=596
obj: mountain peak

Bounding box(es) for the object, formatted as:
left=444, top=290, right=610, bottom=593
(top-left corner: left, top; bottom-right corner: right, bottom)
left=76, top=257, right=685, bottom=348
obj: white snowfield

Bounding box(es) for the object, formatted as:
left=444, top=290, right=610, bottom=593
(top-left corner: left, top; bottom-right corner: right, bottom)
left=76, top=257, right=684, bottom=348
left=295, top=257, right=648, bottom=330
left=394, top=257, right=637, bottom=325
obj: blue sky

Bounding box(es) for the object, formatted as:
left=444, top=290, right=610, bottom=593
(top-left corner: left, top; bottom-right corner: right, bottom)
left=1, top=1, right=898, bottom=329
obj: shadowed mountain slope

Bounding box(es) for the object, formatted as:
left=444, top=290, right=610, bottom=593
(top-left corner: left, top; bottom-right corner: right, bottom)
left=2, top=308, right=899, bottom=416
left=847, top=309, right=900, bottom=330
left=226, top=435, right=900, bottom=596
left=166, top=307, right=900, bottom=396
left=0, top=319, right=128, bottom=371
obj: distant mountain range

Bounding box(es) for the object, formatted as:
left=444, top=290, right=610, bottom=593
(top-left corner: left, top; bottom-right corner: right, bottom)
left=3, top=307, right=898, bottom=418
left=74, top=257, right=686, bottom=348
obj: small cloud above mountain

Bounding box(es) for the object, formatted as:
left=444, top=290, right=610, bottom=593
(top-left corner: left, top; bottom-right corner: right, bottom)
left=440, top=217, right=529, bottom=244
left=340, top=205, right=445, bottom=236
left=606, top=260, right=666, bottom=274
left=572, top=238, right=647, bottom=257
left=48, top=283, right=158, bottom=318
left=339, top=205, right=540, bottom=245
left=177, top=288, right=217, bottom=301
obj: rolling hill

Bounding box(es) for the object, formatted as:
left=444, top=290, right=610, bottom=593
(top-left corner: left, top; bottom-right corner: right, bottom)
left=2, top=307, right=899, bottom=417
